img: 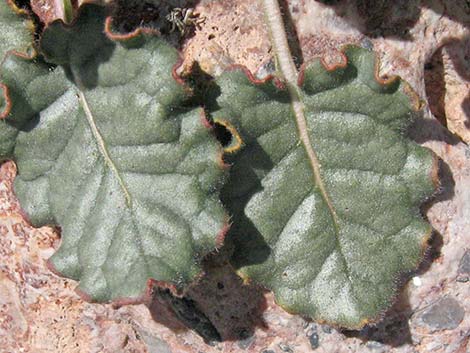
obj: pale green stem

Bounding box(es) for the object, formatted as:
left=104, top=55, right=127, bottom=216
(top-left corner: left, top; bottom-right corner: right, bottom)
left=62, top=0, right=73, bottom=23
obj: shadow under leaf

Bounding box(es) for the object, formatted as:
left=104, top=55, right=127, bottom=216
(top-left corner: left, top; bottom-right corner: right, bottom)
left=148, top=253, right=268, bottom=342
left=343, top=290, right=413, bottom=347
left=39, top=5, right=116, bottom=89
left=316, top=0, right=470, bottom=40
left=407, top=112, right=462, bottom=146
left=315, top=0, right=421, bottom=40
left=110, top=0, right=202, bottom=47
left=424, top=35, right=470, bottom=143
left=221, top=139, right=274, bottom=269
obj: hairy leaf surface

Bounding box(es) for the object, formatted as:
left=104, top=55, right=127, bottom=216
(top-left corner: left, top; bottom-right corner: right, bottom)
left=0, top=0, right=34, bottom=59
left=0, top=5, right=227, bottom=302
left=0, top=0, right=35, bottom=115
left=208, top=48, right=437, bottom=328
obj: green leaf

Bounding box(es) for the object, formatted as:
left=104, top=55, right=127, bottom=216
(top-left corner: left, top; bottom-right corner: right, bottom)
left=0, top=0, right=34, bottom=59
left=208, top=47, right=437, bottom=328
left=0, top=4, right=227, bottom=302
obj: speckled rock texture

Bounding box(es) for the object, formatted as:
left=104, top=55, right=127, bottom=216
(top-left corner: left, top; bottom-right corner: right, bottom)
left=1, top=0, right=469, bottom=352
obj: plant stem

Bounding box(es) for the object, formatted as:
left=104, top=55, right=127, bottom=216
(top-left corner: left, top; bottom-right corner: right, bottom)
left=62, top=0, right=73, bottom=23
left=261, top=0, right=299, bottom=87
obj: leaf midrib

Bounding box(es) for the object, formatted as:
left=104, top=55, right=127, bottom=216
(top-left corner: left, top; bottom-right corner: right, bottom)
left=262, top=0, right=340, bottom=232
left=78, top=89, right=132, bottom=206
left=289, top=91, right=340, bottom=230
left=262, top=0, right=339, bottom=227
left=262, top=0, right=354, bottom=289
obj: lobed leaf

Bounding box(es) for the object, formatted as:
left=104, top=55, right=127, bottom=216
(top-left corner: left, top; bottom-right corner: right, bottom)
left=0, top=4, right=227, bottom=302
left=208, top=47, right=438, bottom=328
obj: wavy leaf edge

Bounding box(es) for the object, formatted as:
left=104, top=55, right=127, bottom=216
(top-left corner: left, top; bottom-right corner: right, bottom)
left=213, top=45, right=440, bottom=329
left=0, top=3, right=232, bottom=305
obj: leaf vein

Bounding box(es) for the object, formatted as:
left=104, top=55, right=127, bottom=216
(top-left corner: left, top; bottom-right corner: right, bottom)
left=78, top=90, right=132, bottom=206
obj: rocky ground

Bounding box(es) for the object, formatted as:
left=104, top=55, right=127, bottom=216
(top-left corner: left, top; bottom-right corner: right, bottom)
left=1, top=0, right=469, bottom=352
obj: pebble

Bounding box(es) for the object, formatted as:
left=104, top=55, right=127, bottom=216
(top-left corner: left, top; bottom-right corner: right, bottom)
left=279, top=343, right=294, bottom=352
left=361, top=38, right=374, bottom=50
left=305, top=323, right=317, bottom=336
left=412, top=276, right=422, bottom=286
left=306, top=324, right=320, bottom=350
left=465, top=147, right=470, bottom=159
left=308, top=332, right=320, bottom=350
left=141, top=335, right=172, bottom=353
left=237, top=335, right=255, bottom=350
left=419, top=297, right=465, bottom=331
left=457, top=250, right=470, bottom=282
left=425, top=341, right=443, bottom=351
left=255, top=58, right=276, bottom=79
left=365, top=341, right=386, bottom=351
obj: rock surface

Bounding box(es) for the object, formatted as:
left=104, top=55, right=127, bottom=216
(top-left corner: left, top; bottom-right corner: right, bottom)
left=459, top=251, right=470, bottom=273
left=417, top=297, right=465, bottom=332
left=1, top=1, right=470, bottom=352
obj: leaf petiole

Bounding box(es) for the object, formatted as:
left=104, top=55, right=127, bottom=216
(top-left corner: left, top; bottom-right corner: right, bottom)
left=261, top=0, right=340, bottom=227
left=61, top=0, right=73, bottom=23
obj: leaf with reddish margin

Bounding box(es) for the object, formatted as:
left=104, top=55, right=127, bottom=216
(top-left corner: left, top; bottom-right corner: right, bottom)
left=0, top=4, right=228, bottom=303
left=207, top=47, right=438, bottom=328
